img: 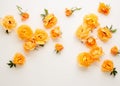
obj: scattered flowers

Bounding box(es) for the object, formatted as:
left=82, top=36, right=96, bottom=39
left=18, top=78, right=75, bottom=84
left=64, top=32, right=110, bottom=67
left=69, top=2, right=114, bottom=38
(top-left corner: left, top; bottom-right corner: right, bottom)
left=98, top=2, right=110, bottom=15
left=16, top=5, right=29, bottom=21
left=1, top=15, right=17, bottom=33
left=7, top=53, right=25, bottom=68
left=55, top=43, right=64, bottom=53
left=101, top=60, right=117, bottom=76
left=41, top=9, right=57, bottom=29
left=65, top=7, right=81, bottom=17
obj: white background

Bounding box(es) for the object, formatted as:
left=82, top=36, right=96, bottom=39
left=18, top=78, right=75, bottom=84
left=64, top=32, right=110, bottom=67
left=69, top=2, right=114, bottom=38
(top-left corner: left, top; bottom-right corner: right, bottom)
left=0, top=0, right=120, bottom=86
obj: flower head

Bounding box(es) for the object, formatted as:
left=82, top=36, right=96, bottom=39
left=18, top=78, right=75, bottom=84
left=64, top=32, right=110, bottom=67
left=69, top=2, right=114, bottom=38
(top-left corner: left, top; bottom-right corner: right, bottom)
left=98, top=2, right=110, bottom=15
left=65, top=7, right=81, bottom=17
left=13, top=53, right=25, bottom=65
left=98, top=27, right=112, bottom=42
left=101, top=60, right=114, bottom=72
left=41, top=9, right=57, bottom=29
left=16, top=5, right=29, bottom=21
left=83, top=14, right=99, bottom=30
left=50, top=26, right=62, bottom=39
left=90, top=46, right=103, bottom=61
left=17, top=25, right=33, bottom=41
left=55, top=43, right=64, bottom=53
left=1, top=15, right=17, bottom=32
left=85, top=37, right=97, bottom=48
left=23, top=38, right=36, bottom=52
left=111, top=46, right=119, bottom=56
left=76, top=24, right=90, bottom=41
left=77, top=52, right=93, bottom=67
left=33, top=29, right=48, bottom=45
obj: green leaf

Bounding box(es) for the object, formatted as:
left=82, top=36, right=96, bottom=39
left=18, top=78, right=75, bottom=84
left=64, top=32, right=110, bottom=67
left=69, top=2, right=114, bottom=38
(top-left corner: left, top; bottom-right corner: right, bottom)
left=7, top=60, right=16, bottom=68
left=44, top=9, right=48, bottom=15
left=111, top=29, right=117, bottom=33
left=110, top=68, right=118, bottom=77
left=71, top=7, right=82, bottom=12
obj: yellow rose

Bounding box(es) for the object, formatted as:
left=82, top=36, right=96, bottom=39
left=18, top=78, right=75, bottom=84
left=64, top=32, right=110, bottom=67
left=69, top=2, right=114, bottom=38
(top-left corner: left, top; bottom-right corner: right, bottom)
left=50, top=26, right=62, bottom=39
left=83, top=14, right=99, bottom=30
left=13, top=53, right=25, bottom=65
left=17, top=25, right=33, bottom=41
left=101, top=60, right=114, bottom=72
left=90, top=46, right=103, bottom=61
left=34, top=29, right=48, bottom=45
left=1, top=15, right=17, bottom=30
left=77, top=52, right=93, bottom=67
left=55, top=43, right=64, bottom=53
left=98, top=27, right=112, bottom=42
left=76, top=24, right=90, bottom=41
left=98, top=2, right=110, bottom=15
left=23, top=38, right=36, bottom=52
left=43, top=14, right=57, bottom=29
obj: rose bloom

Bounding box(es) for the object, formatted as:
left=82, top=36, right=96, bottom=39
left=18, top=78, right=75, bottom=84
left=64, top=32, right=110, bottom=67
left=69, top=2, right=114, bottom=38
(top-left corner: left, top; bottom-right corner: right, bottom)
left=17, top=25, right=33, bottom=41
left=33, top=29, right=48, bottom=45
left=13, top=53, right=25, bottom=65
left=65, top=8, right=72, bottom=16
left=43, top=14, right=57, bottom=29
left=76, top=24, right=90, bottom=41
left=98, top=2, right=110, bottom=15
left=21, top=12, right=29, bottom=21
left=98, top=27, right=112, bottom=42
left=1, top=15, right=17, bottom=30
left=55, top=43, right=64, bottom=52
left=90, top=46, right=103, bottom=61
left=83, top=14, right=99, bottom=30
left=23, top=38, right=36, bottom=52
left=111, top=46, right=119, bottom=55
left=101, top=60, right=114, bottom=72
left=77, top=52, right=93, bottom=67
left=50, top=26, right=62, bottom=39
left=85, top=37, right=97, bottom=48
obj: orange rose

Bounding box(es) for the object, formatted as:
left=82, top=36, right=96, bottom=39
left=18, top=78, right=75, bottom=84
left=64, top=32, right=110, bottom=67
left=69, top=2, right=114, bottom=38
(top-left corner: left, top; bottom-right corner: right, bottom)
left=83, top=14, right=99, bottom=30
left=13, top=53, right=25, bottom=65
left=50, top=26, right=62, bottom=39
left=21, top=12, right=29, bottom=21
left=16, top=5, right=29, bottom=21
left=98, top=2, right=110, bottom=15
left=17, top=25, right=33, bottom=41
left=101, top=60, right=114, bottom=72
left=43, top=14, right=57, bottom=28
left=76, top=24, right=90, bottom=41
left=55, top=43, right=64, bottom=53
left=111, top=46, right=119, bottom=55
left=33, top=29, right=48, bottom=45
left=98, top=27, right=112, bottom=42
left=85, top=37, right=97, bottom=48
left=90, top=46, right=103, bottom=61
left=77, top=52, right=93, bottom=67
left=65, top=8, right=73, bottom=16
left=1, top=15, right=17, bottom=31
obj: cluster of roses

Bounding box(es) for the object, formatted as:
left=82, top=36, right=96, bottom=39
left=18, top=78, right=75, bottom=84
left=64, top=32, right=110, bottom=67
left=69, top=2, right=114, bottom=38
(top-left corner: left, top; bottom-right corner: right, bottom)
left=76, top=2, right=118, bottom=77
left=0, top=6, right=64, bottom=68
